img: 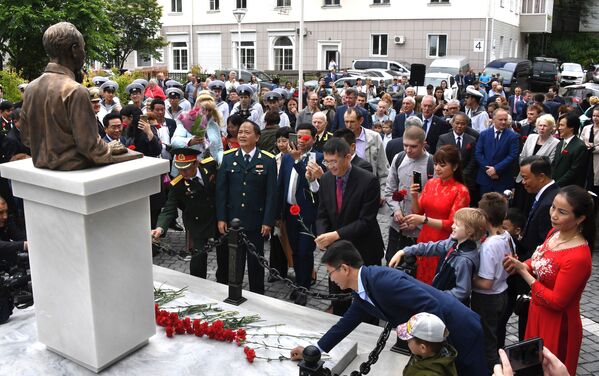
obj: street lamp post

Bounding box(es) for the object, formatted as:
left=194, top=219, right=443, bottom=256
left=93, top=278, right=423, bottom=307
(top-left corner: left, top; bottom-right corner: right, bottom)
left=233, top=9, right=247, bottom=80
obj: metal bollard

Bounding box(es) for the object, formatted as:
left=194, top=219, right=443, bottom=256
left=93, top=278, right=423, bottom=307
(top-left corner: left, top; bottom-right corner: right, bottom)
left=223, top=218, right=247, bottom=306
left=298, top=346, right=325, bottom=376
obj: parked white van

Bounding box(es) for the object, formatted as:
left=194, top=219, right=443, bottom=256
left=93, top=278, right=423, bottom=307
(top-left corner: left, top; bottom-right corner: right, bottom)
left=428, top=56, right=470, bottom=77
left=351, top=59, right=411, bottom=77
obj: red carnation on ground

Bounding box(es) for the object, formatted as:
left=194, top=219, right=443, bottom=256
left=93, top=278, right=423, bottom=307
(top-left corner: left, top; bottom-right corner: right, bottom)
left=128, top=145, right=137, bottom=150
left=244, top=346, right=256, bottom=363
left=392, top=189, right=408, bottom=202
left=289, top=204, right=301, bottom=216
left=165, top=326, right=174, bottom=338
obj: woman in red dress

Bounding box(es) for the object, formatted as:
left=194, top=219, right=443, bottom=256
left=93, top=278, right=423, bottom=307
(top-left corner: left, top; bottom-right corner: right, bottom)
left=404, top=145, right=470, bottom=284
left=504, top=185, right=594, bottom=376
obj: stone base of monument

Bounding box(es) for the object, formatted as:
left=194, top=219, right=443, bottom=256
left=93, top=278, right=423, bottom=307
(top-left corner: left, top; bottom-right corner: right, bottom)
left=0, top=158, right=169, bottom=372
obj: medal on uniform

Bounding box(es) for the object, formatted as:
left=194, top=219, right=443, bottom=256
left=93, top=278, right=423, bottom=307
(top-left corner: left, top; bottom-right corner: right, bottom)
left=233, top=162, right=237, bottom=166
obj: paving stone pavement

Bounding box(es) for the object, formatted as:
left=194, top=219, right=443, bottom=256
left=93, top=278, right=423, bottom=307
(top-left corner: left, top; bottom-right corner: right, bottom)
left=153, top=207, right=599, bottom=375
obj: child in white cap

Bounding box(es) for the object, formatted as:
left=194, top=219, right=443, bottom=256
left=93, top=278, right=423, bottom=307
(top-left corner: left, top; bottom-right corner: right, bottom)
left=397, top=312, right=458, bottom=376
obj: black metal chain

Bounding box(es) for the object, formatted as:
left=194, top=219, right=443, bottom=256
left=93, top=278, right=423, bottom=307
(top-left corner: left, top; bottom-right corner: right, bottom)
left=238, top=232, right=352, bottom=301
left=154, top=233, right=229, bottom=261
left=349, top=322, right=393, bottom=375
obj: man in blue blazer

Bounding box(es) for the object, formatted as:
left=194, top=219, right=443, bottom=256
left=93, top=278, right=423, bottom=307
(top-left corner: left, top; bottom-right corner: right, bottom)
left=278, top=124, right=324, bottom=305
left=290, top=240, right=487, bottom=375
left=475, top=107, right=520, bottom=195
left=331, top=88, right=372, bottom=132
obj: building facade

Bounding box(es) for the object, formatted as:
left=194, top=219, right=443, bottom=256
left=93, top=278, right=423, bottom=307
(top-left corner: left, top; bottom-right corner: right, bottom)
left=125, top=0, right=554, bottom=74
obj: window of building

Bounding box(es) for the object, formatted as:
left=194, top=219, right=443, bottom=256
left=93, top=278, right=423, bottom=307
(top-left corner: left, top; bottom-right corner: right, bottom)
left=172, top=42, right=188, bottom=71
left=136, top=52, right=152, bottom=67
left=273, top=37, right=293, bottom=70
left=236, top=0, right=247, bottom=9
left=521, top=0, right=545, bottom=13
left=324, top=0, right=340, bottom=6
left=427, top=34, right=447, bottom=58
left=171, top=0, right=182, bottom=12
left=372, top=0, right=390, bottom=4
left=277, top=0, right=291, bottom=6
left=235, top=41, right=255, bottom=69
left=500, top=0, right=505, bottom=7
left=371, top=34, right=388, bottom=56
left=429, top=0, right=449, bottom=3
left=210, top=0, right=219, bottom=11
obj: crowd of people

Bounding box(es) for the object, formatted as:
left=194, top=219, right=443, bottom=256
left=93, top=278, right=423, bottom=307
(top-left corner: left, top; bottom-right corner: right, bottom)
left=1, top=59, right=598, bottom=375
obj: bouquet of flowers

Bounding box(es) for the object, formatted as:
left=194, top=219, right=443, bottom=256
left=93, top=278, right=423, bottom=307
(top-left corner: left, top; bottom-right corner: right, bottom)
left=178, top=107, right=208, bottom=138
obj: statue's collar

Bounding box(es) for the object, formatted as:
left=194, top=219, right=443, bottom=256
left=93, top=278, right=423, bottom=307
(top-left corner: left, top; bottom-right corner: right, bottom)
left=44, top=63, right=76, bottom=80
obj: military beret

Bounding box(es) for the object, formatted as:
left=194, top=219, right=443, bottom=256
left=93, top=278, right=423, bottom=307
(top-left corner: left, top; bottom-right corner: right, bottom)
left=465, top=85, right=483, bottom=98
left=208, top=80, right=226, bottom=91
left=273, top=88, right=289, bottom=100
left=88, top=87, right=102, bottom=102
left=165, top=87, right=184, bottom=99
left=126, top=82, right=144, bottom=94
left=165, top=79, right=184, bottom=89
left=133, top=78, right=149, bottom=88
left=100, top=80, right=119, bottom=92
left=171, top=148, right=201, bottom=169
left=92, top=76, right=109, bottom=86
left=236, top=84, right=254, bottom=96
left=263, top=91, right=282, bottom=102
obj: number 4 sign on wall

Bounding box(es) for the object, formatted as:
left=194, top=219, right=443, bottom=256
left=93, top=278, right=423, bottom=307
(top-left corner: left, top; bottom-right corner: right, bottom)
left=473, top=40, right=484, bottom=53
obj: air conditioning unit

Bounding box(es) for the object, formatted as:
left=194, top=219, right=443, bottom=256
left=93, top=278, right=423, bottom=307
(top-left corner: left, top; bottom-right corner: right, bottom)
left=394, top=35, right=406, bottom=45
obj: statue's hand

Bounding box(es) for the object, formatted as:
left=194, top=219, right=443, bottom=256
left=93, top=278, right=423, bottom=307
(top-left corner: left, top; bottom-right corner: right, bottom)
left=108, top=140, right=127, bottom=155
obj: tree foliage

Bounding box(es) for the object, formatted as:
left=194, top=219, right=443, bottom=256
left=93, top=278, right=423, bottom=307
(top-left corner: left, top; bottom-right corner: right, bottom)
left=529, top=32, right=599, bottom=67
left=104, top=0, right=167, bottom=70
left=0, top=0, right=116, bottom=80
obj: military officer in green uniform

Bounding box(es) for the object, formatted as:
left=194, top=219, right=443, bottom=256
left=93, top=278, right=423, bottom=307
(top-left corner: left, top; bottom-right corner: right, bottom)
left=152, top=148, right=217, bottom=279
left=216, top=120, right=277, bottom=294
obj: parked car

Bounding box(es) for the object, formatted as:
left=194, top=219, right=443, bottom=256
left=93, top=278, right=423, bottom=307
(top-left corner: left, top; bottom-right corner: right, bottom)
left=585, top=64, right=599, bottom=83
left=559, top=63, right=585, bottom=87
left=529, top=57, right=559, bottom=91
left=428, top=56, right=470, bottom=77
left=484, top=58, right=531, bottom=94
left=416, top=72, right=458, bottom=100
left=216, top=69, right=276, bottom=90
left=351, top=59, right=411, bottom=77
left=562, top=83, right=599, bottom=106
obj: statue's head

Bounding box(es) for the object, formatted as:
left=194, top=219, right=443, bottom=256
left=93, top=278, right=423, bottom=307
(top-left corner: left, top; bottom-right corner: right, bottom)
left=42, top=22, right=85, bottom=70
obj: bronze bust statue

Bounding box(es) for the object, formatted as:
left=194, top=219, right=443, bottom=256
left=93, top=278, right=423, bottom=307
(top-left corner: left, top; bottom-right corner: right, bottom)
left=20, top=22, right=139, bottom=170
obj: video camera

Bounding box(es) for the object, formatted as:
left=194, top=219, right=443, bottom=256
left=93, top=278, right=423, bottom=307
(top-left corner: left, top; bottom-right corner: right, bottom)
left=0, top=252, right=33, bottom=324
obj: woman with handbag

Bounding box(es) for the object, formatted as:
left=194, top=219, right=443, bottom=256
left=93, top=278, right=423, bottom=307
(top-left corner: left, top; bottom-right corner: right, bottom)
left=503, top=185, right=594, bottom=376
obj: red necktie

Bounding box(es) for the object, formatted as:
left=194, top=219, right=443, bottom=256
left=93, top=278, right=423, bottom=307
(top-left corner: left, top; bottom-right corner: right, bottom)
left=336, top=177, right=343, bottom=213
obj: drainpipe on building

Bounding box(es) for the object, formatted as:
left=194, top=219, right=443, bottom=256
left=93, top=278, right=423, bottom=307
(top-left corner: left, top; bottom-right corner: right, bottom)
left=298, top=0, right=305, bottom=110
left=483, top=0, right=491, bottom=68
left=189, top=0, right=194, bottom=73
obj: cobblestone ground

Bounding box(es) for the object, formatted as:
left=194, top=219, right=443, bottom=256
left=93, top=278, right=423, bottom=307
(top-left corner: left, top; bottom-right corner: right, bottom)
left=153, top=207, right=599, bottom=375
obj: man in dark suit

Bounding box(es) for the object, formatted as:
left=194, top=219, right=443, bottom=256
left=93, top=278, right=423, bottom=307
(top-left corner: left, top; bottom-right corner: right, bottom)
left=152, top=148, right=217, bottom=279
left=278, top=124, right=323, bottom=305
left=437, top=112, right=478, bottom=201
left=311, top=137, right=384, bottom=315
left=499, top=155, right=559, bottom=343
left=331, top=88, right=372, bottom=132
left=475, top=107, right=520, bottom=194
left=508, top=86, right=526, bottom=121
left=418, top=95, right=450, bottom=155
left=391, top=96, right=418, bottom=138
left=216, top=120, right=277, bottom=294
left=552, top=113, right=588, bottom=187
left=290, top=240, right=487, bottom=376
left=101, top=113, right=127, bottom=144
left=333, top=128, right=373, bottom=172
left=2, top=109, right=30, bottom=162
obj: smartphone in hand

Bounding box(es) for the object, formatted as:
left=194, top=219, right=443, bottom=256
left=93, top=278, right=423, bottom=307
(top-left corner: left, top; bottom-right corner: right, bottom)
left=504, top=337, right=543, bottom=371
left=289, top=133, right=298, bottom=145
left=413, top=171, right=422, bottom=192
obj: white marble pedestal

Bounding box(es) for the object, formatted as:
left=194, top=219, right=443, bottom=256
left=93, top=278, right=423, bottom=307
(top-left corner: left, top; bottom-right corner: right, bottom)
left=0, top=158, right=169, bottom=372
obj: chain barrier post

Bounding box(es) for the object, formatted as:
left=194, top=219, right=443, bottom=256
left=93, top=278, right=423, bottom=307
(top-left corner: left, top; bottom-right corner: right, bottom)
left=298, top=346, right=326, bottom=376
left=223, top=218, right=247, bottom=306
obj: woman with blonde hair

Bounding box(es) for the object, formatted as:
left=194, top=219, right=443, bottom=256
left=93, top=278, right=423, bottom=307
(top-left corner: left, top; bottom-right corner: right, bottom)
left=380, top=92, right=397, bottom=121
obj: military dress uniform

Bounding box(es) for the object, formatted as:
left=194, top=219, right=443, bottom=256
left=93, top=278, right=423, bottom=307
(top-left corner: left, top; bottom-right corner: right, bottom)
left=215, top=147, right=277, bottom=294
left=156, top=149, right=218, bottom=278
